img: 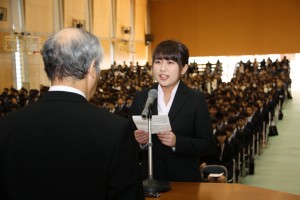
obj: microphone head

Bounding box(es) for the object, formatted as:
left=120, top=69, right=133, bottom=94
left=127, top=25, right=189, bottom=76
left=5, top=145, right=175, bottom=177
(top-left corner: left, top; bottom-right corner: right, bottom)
left=141, top=89, right=158, bottom=119
left=148, top=89, right=158, bottom=99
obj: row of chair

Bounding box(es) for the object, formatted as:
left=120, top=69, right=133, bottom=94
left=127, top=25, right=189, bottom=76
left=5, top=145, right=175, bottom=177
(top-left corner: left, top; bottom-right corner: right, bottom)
left=202, top=96, right=285, bottom=184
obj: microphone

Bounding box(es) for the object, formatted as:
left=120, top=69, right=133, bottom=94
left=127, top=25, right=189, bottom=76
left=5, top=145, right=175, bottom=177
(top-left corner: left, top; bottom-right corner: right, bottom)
left=142, top=89, right=158, bottom=119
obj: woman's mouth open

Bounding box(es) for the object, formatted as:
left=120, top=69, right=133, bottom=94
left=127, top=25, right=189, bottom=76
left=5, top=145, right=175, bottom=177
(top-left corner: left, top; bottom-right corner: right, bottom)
left=159, top=74, right=169, bottom=80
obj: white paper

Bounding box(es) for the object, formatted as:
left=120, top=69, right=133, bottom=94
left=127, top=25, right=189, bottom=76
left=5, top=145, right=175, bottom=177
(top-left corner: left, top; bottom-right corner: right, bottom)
left=208, top=173, right=224, bottom=178
left=132, top=115, right=172, bottom=134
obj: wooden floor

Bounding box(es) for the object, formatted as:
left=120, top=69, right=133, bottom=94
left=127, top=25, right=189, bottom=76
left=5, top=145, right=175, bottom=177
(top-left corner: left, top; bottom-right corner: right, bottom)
left=241, top=91, right=300, bottom=195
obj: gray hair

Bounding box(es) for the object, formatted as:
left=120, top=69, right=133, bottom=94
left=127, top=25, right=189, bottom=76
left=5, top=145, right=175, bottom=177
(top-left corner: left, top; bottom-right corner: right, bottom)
left=41, top=28, right=103, bottom=81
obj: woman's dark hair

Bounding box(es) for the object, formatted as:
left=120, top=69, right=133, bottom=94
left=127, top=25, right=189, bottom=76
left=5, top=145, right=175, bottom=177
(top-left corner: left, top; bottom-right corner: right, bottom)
left=152, top=40, right=189, bottom=67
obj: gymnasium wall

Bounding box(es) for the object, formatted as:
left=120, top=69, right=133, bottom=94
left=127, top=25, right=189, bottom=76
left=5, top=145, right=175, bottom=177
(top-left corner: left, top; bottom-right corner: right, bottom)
left=149, top=0, right=300, bottom=56
left=1, top=0, right=299, bottom=91
left=0, top=0, right=148, bottom=91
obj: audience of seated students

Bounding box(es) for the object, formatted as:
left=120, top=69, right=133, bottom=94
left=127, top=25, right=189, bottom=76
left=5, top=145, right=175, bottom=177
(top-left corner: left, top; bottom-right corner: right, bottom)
left=0, top=58, right=292, bottom=182
left=1, top=58, right=291, bottom=117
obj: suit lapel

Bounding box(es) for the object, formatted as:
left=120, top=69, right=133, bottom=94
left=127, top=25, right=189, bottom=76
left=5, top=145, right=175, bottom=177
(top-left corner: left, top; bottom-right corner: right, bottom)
left=168, top=81, right=189, bottom=123
left=148, top=82, right=189, bottom=120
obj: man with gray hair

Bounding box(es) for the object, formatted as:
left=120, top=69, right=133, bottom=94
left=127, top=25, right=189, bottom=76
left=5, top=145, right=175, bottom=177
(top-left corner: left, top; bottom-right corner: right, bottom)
left=0, top=28, right=144, bottom=200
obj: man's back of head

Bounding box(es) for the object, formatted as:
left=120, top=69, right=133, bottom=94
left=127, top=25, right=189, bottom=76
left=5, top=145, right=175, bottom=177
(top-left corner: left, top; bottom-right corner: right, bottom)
left=41, top=28, right=103, bottom=100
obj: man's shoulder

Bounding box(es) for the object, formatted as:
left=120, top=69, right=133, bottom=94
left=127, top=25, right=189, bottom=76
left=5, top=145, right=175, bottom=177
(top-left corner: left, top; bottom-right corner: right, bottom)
left=89, top=105, right=129, bottom=125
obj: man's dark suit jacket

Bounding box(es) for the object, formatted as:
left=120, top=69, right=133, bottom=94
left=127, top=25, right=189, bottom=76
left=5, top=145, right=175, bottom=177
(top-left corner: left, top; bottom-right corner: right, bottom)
left=0, top=91, right=144, bottom=200
left=130, top=81, right=214, bottom=182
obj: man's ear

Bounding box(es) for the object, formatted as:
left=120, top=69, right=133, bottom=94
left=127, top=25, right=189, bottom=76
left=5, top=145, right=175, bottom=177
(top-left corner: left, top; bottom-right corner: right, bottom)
left=87, top=60, right=96, bottom=79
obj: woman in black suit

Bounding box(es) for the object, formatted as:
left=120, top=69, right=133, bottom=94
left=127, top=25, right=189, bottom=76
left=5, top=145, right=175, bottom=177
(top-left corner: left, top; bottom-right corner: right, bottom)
left=130, top=40, right=214, bottom=182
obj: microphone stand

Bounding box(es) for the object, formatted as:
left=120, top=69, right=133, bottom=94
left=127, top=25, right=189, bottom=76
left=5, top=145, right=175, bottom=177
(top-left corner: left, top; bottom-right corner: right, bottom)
left=143, top=110, right=171, bottom=193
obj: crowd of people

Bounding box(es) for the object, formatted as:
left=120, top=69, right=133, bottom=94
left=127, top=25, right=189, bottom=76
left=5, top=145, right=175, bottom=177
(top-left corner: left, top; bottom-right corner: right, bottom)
left=0, top=55, right=292, bottom=183
left=0, top=57, right=291, bottom=118
left=1, top=28, right=295, bottom=200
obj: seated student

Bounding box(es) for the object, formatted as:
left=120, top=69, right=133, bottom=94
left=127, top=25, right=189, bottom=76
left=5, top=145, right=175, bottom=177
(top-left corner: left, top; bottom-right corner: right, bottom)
left=256, top=98, right=269, bottom=137
left=208, top=104, right=220, bottom=118
left=225, top=124, right=240, bottom=160
left=211, top=117, right=218, bottom=136
left=236, top=114, right=252, bottom=148
left=215, top=112, right=224, bottom=129
left=235, top=113, right=253, bottom=174
left=200, top=128, right=234, bottom=183
left=114, top=96, right=130, bottom=118
left=276, top=79, right=285, bottom=108
left=245, top=103, right=259, bottom=137
left=125, top=96, right=133, bottom=109
left=222, top=111, right=229, bottom=126
left=225, top=123, right=241, bottom=182
left=227, top=116, right=238, bottom=139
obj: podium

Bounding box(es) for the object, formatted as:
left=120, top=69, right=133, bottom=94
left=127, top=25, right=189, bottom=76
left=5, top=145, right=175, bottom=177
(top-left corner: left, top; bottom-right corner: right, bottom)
left=145, top=182, right=300, bottom=200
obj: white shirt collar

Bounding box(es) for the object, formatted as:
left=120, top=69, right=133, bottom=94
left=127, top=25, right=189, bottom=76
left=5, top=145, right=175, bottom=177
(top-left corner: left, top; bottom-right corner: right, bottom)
left=157, top=81, right=180, bottom=115
left=49, top=85, right=86, bottom=99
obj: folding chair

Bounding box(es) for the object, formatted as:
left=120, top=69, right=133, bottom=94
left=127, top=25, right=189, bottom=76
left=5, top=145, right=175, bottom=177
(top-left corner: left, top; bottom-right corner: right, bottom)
left=201, top=165, right=228, bottom=183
